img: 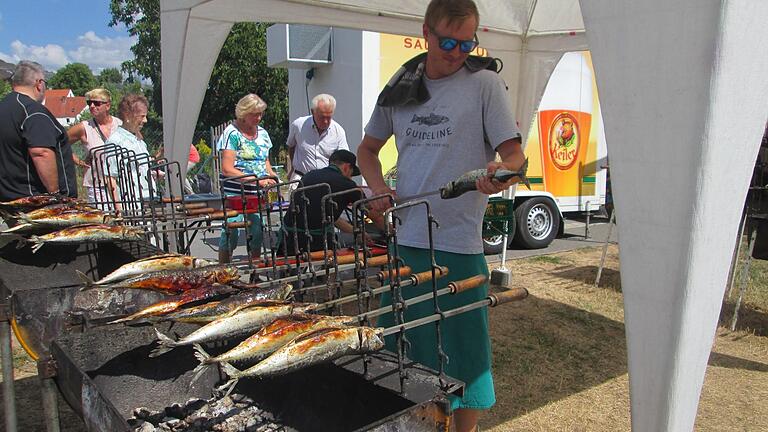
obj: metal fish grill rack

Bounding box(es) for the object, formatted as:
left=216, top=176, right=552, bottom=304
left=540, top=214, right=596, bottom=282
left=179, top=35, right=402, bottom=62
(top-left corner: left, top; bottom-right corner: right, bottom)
left=0, top=151, right=528, bottom=431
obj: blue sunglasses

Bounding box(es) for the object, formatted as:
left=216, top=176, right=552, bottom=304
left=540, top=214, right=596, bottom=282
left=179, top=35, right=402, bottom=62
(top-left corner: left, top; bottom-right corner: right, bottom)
left=429, top=26, right=479, bottom=53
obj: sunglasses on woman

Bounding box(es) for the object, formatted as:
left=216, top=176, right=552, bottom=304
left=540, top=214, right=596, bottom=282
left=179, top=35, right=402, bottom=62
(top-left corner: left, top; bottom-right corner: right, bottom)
left=87, top=100, right=108, bottom=107
left=429, top=26, right=479, bottom=53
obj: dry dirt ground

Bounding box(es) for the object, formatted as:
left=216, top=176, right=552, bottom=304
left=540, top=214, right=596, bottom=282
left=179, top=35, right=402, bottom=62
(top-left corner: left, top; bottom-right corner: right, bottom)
left=2, top=244, right=767, bottom=431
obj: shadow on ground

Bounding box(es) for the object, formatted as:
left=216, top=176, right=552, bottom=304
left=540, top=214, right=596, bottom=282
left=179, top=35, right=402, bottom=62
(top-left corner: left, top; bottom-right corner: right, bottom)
left=552, top=265, right=622, bottom=292
left=0, top=375, right=83, bottom=431
left=719, top=301, right=768, bottom=336
left=484, top=294, right=628, bottom=429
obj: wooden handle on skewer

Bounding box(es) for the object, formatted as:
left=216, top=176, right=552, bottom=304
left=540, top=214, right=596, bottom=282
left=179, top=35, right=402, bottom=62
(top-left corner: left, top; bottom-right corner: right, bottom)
left=488, top=287, right=528, bottom=306
left=378, top=266, right=412, bottom=281
left=209, top=209, right=241, bottom=220
left=411, top=266, right=449, bottom=285
left=185, top=207, right=215, bottom=216
left=176, top=202, right=207, bottom=211
left=363, top=254, right=390, bottom=267
left=448, top=275, right=488, bottom=294
left=307, top=250, right=328, bottom=261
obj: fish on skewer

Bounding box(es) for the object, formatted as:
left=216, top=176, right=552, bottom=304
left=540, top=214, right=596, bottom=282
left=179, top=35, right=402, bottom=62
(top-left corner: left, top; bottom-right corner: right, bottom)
left=216, top=326, right=384, bottom=395
left=192, top=313, right=355, bottom=380
left=77, top=254, right=214, bottom=286
left=107, top=284, right=237, bottom=324
left=27, top=224, right=145, bottom=253
left=3, top=209, right=114, bottom=234
left=2, top=201, right=96, bottom=222
left=157, top=284, right=294, bottom=324
left=149, top=301, right=316, bottom=357
left=0, top=195, right=83, bottom=213
left=81, top=265, right=241, bottom=294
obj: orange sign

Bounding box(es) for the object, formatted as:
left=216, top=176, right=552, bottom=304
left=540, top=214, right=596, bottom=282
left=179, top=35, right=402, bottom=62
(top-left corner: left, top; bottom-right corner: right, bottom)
left=538, top=109, right=592, bottom=196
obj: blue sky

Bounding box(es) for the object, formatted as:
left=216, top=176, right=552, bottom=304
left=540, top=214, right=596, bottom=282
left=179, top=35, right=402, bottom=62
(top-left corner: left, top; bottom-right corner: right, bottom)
left=0, top=1, right=135, bottom=73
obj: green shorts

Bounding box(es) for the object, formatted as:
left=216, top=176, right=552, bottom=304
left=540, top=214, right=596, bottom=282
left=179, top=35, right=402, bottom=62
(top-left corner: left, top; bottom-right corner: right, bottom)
left=377, top=245, right=495, bottom=410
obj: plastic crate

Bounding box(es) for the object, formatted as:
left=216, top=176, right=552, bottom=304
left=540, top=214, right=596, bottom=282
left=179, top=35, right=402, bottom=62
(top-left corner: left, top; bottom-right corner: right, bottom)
left=482, top=197, right=515, bottom=236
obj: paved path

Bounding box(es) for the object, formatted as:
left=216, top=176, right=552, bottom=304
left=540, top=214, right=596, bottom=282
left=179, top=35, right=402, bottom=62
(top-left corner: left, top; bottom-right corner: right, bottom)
left=487, top=214, right=618, bottom=264
left=186, top=214, right=618, bottom=264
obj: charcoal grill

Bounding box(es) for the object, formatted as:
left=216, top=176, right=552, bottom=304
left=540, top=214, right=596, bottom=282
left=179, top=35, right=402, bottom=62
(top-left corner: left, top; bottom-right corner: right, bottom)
left=0, top=238, right=164, bottom=432
left=51, top=324, right=461, bottom=431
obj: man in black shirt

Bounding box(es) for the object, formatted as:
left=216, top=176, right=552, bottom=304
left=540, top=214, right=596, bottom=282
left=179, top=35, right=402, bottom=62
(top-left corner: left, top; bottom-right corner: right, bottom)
left=281, top=149, right=363, bottom=254
left=0, top=60, right=77, bottom=200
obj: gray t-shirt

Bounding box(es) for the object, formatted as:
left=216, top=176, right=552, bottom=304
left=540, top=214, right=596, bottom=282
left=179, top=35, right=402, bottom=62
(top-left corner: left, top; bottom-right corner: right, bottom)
left=365, top=68, right=520, bottom=254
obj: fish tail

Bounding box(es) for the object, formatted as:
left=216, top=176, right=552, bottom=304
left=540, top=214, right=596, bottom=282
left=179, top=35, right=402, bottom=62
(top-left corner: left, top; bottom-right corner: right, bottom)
left=29, top=236, right=44, bottom=253
left=190, top=344, right=213, bottom=387
left=149, top=327, right=178, bottom=358
left=519, top=158, right=531, bottom=190
left=75, top=270, right=95, bottom=289
left=215, top=377, right=240, bottom=398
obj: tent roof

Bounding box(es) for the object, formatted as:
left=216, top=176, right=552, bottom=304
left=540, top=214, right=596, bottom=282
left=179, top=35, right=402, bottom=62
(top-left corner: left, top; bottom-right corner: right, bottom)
left=166, top=0, right=585, bottom=39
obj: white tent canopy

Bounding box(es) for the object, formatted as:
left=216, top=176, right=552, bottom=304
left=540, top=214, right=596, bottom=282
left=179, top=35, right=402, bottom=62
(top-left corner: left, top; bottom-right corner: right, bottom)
left=160, top=1, right=768, bottom=430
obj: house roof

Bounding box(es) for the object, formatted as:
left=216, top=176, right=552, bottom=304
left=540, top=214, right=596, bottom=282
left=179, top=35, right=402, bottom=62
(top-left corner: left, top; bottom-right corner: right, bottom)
left=44, top=94, right=87, bottom=119
left=44, top=89, right=73, bottom=100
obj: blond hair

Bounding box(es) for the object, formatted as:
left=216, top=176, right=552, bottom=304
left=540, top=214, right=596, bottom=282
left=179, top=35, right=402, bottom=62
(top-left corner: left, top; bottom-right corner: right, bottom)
left=424, top=0, right=479, bottom=30
left=85, top=88, right=112, bottom=102
left=235, top=94, right=267, bottom=120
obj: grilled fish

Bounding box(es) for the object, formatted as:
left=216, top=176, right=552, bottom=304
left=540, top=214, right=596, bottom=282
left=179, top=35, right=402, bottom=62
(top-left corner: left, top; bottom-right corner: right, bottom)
left=28, top=224, right=145, bottom=253
left=150, top=301, right=316, bottom=357
left=0, top=195, right=83, bottom=212
left=217, top=326, right=384, bottom=394
left=84, top=265, right=240, bottom=294
left=107, top=284, right=235, bottom=324
left=192, top=313, right=354, bottom=378
left=77, top=254, right=214, bottom=286
left=3, top=209, right=113, bottom=234
left=160, top=284, right=293, bottom=324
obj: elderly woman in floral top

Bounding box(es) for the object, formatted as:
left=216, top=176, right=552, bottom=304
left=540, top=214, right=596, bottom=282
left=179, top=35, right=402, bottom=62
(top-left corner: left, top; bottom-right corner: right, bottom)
left=216, top=93, right=278, bottom=263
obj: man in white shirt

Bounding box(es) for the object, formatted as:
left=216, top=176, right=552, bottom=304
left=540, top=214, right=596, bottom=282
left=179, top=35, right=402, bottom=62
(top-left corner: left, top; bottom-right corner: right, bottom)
left=286, top=94, right=349, bottom=185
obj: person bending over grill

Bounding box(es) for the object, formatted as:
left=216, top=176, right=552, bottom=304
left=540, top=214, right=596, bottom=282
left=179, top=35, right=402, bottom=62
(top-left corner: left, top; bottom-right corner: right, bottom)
left=215, top=94, right=278, bottom=263
left=357, top=0, right=526, bottom=431
left=280, top=149, right=362, bottom=256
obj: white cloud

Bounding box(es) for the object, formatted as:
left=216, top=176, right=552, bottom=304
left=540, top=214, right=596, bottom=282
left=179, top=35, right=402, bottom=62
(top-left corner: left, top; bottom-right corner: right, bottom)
left=68, top=31, right=136, bottom=72
left=0, top=31, right=136, bottom=72
left=8, top=40, right=70, bottom=69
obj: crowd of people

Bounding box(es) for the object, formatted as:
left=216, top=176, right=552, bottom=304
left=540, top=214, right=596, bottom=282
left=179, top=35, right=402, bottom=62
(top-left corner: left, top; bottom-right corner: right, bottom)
left=0, top=1, right=525, bottom=429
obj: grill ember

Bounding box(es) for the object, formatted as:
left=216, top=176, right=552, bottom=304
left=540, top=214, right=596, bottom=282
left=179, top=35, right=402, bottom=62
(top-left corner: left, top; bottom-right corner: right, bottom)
left=129, top=394, right=289, bottom=432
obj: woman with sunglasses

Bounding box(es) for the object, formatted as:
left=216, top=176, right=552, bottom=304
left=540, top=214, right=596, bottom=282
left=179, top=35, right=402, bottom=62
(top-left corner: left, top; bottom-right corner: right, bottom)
left=357, top=1, right=527, bottom=431
left=67, top=88, right=122, bottom=208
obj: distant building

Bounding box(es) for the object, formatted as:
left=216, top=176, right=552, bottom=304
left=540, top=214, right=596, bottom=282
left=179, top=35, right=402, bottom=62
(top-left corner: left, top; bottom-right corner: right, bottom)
left=43, top=89, right=88, bottom=127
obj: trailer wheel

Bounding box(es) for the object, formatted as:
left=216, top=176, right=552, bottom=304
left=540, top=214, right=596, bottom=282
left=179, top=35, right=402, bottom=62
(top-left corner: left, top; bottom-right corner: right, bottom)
left=514, top=197, right=559, bottom=249
left=482, top=216, right=516, bottom=255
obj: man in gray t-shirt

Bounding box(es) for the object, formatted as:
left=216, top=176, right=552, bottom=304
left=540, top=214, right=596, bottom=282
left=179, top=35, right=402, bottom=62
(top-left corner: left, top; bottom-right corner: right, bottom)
left=357, top=1, right=525, bottom=430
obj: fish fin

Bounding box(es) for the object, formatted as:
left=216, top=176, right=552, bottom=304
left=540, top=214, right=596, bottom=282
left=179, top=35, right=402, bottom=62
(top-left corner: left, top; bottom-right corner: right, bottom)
left=75, top=270, right=94, bottom=288
left=29, top=236, right=44, bottom=253
left=1, top=223, right=33, bottom=234
left=189, top=344, right=213, bottom=388
left=215, top=378, right=239, bottom=398
left=148, top=327, right=177, bottom=358
left=106, top=314, right=133, bottom=325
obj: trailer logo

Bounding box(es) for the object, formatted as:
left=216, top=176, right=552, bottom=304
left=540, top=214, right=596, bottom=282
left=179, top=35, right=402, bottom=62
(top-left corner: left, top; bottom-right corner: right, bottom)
left=548, top=113, right=579, bottom=170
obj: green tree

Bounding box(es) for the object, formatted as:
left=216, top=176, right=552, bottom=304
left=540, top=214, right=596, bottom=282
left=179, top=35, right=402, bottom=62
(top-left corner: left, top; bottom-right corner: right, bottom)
left=0, top=80, right=10, bottom=98
left=98, top=67, right=123, bottom=86
left=48, top=63, right=96, bottom=96
left=109, top=1, right=289, bottom=161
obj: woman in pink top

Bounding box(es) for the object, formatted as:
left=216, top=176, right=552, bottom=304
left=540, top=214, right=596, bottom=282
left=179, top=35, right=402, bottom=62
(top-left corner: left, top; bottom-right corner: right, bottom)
left=67, top=88, right=121, bottom=208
